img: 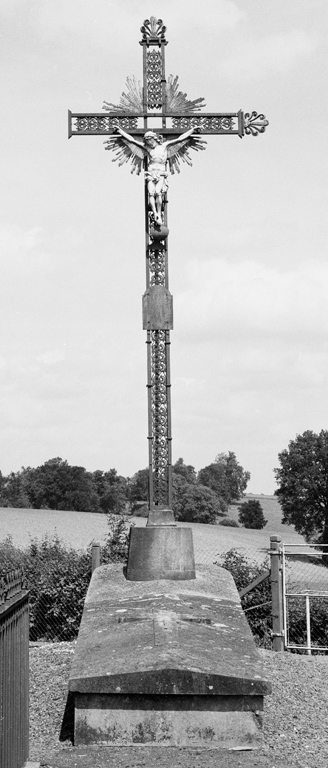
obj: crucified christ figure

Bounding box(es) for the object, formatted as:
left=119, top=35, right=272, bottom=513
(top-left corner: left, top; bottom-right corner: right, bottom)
left=105, top=126, right=202, bottom=226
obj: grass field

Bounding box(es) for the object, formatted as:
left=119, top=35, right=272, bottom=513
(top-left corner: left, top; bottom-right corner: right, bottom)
left=2, top=496, right=326, bottom=601
left=0, top=494, right=305, bottom=567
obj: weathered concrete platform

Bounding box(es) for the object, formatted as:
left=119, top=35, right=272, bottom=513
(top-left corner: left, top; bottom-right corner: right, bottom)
left=69, top=564, right=271, bottom=748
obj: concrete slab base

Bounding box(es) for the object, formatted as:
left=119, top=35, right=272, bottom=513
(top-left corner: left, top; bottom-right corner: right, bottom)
left=75, top=693, right=263, bottom=747
left=69, top=563, right=271, bottom=749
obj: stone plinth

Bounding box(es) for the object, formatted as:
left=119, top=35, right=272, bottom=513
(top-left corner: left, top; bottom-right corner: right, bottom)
left=69, top=564, right=271, bottom=748
left=126, top=527, right=196, bottom=581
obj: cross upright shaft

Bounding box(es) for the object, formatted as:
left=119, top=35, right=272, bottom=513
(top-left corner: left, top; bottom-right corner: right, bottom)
left=68, top=17, right=269, bottom=521
left=141, top=18, right=173, bottom=517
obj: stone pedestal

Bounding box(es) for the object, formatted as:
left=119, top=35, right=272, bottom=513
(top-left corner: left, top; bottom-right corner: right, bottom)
left=69, top=564, right=271, bottom=748
left=126, top=526, right=196, bottom=581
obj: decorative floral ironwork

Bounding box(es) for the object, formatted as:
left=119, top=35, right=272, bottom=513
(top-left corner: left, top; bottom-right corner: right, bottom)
left=140, top=17, right=167, bottom=44
left=243, top=111, right=269, bottom=136
left=151, top=329, right=169, bottom=506
left=147, top=200, right=169, bottom=506
left=147, top=51, right=162, bottom=108
left=149, top=247, right=166, bottom=286
left=74, top=116, right=138, bottom=133
left=171, top=115, right=236, bottom=132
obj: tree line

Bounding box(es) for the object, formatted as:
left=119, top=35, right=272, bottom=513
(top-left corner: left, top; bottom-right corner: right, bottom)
left=2, top=429, right=328, bottom=538
left=0, top=452, right=250, bottom=524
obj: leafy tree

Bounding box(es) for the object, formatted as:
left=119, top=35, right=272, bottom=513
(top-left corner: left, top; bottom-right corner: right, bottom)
left=129, top=462, right=197, bottom=512
left=128, top=459, right=225, bottom=523
left=274, top=430, right=328, bottom=544
left=198, top=451, right=250, bottom=506
left=129, top=468, right=149, bottom=509
left=0, top=468, right=31, bottom=508
left=173, top=481, right=219, bottom=524
left=238, top=499, right=267, bottom=529
left=172, top=472, right=189, bottom=514
left=24, top=458, right=100, bottom=513
left=92, top=469, right=128, bottom=514
left=172, top=458, right=197, bottom=485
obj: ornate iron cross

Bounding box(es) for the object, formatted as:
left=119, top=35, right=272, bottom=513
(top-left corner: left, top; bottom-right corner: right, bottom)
left=68, top=17, right=268, bottom=519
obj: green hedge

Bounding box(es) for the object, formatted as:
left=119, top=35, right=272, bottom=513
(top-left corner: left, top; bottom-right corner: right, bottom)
left=0, top=515, right=131, bottom=641
left=216, top=548, right=272, bottom=647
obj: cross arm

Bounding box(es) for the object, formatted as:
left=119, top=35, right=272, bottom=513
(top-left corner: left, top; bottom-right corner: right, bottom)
left=68, top=110, right=269, bottom=139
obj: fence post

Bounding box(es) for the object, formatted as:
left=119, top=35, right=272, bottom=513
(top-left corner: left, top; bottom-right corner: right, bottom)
left=270, top=535, right=284, bottom=651
left=92, top=543, right=101, bottom=573
left=0, top=570, right=29, bottom=768
left=305, top=593, right=312, bottom=655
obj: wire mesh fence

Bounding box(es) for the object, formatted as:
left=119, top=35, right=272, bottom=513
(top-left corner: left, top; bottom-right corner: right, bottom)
left=282, top=544, right=328, bottom=653
left=29, top=589, right=87, bottom=643
left=7, top=511, right=326, bottom=653
left=27, top=522, right=273, bottom=646
left=27, top=535, right=328, bottom=654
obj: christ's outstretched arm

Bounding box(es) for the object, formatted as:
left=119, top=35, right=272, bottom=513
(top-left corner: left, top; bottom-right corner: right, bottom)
left=163, top=127, right=196, bottom=148
left=114, top=126, right=145, bottom=150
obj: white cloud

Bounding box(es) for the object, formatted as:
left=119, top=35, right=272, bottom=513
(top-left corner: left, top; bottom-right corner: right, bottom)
left=37, top=349, right=66, bottom=366
left=222, top=29, right=317, bottom=79
left=0, top=223, right=40, bottom=258
left=0, top=223, right=52, bottom=273
left=176, top=258, right=328, bottom=341
left=27, top=0, right=243, bottom=46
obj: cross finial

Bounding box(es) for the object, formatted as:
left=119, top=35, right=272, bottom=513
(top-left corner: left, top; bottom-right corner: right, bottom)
left=140, top=17, right=167, bottom=45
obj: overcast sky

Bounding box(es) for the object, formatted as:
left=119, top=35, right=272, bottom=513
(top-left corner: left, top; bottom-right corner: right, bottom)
left=1, top=0, right=327, bottom=493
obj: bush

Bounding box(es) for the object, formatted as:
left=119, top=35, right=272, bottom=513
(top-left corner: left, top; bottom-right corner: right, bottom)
left=24, top=534, right=91, bottom=641
left=238, top=499, right=267, bottom=529
left=286, top=596, right=328, bottom=650
left=218, top=518, right=239, bottom=527
left=131, top=502, right=148, bottom=517
left=216, top=548, right=272, bottom=647
left=101, top=514, right=132, bottom=563
left=0, top=535, right=25, bottom=576
left=0, top=515, right=133, bottom=641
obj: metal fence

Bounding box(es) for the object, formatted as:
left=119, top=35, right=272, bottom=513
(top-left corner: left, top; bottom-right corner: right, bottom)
left=0, top=569, right=29, bottom=768
left=27, top=534, right=273, bottom=645
left=9, top=526, right=328, bottom=655
left=282, top=543, right=328, bottom=653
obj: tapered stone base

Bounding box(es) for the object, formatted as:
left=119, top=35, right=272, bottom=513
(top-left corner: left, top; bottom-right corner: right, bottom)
left=126, top=526, right=196, bottom=581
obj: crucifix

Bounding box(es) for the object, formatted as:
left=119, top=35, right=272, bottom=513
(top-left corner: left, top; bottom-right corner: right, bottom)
left=68, top=16, right=268, bottom=526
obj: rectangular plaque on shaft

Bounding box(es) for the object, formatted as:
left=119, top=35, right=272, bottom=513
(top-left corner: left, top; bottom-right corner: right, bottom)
left=143, top=285, right=173, bottom=330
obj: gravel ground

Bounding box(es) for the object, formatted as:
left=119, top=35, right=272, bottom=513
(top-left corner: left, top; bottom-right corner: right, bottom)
left=29, top=642, right=328, bottom=768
